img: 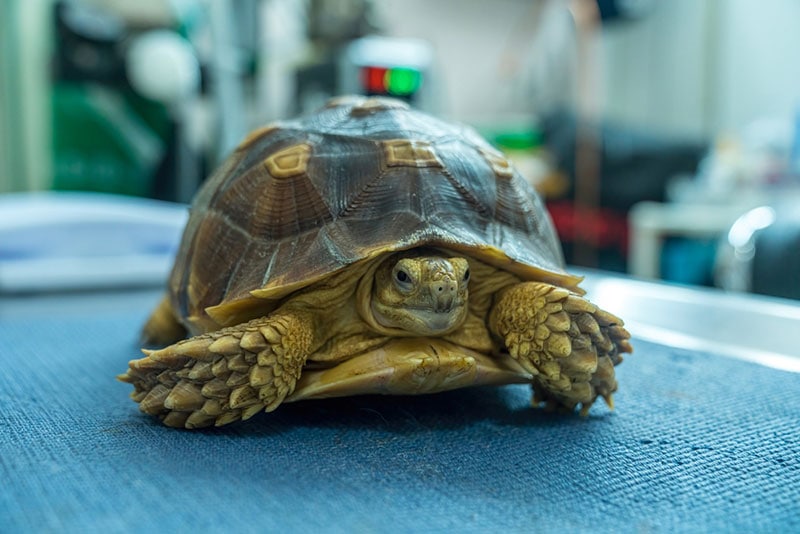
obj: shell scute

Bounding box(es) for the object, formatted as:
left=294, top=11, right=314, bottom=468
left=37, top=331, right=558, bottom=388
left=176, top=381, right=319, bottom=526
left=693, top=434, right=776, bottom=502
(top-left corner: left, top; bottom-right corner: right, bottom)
left=263, top=143, right=312, bottom=179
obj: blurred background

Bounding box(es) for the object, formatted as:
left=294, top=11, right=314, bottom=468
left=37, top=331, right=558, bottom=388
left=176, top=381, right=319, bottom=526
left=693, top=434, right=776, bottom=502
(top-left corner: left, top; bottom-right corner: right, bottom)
left=1, top=0, right=799, bottom=299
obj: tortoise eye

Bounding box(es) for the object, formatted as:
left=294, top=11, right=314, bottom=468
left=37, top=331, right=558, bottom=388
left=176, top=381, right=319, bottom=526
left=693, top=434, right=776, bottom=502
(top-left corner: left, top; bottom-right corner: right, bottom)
left=463, top=269, right=470, bottom=282
left=396, top=270, right=410, bottom=283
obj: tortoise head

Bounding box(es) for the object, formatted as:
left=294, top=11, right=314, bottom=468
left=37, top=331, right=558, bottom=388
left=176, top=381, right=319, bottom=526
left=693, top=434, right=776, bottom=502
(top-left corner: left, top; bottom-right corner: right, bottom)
left=363, top=250, right=470, bottom=336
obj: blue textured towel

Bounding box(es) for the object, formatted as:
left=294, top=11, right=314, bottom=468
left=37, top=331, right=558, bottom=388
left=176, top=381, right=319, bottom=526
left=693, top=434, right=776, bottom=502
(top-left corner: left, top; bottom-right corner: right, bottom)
left=1, top=303, right=799, bottom=532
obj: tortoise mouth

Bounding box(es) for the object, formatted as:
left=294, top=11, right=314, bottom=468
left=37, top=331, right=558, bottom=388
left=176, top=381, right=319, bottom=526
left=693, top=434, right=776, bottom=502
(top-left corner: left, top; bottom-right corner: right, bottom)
left=286, top=338, right=532, bottom=402
left=371, top=302, right=467, bottom=336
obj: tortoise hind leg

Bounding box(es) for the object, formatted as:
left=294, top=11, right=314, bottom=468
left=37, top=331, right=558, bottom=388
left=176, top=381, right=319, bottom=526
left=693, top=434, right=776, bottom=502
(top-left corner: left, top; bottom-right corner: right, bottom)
left=120, top=309, right=314, bottom=429
left=141, top=295, right=187, bottom=347
left=488, top=282, right=633, bottom=414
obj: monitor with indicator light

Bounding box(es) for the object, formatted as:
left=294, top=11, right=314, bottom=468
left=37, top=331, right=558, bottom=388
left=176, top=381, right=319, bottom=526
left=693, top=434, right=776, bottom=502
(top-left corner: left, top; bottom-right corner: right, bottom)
left=339, top=36, right=434, bottom=108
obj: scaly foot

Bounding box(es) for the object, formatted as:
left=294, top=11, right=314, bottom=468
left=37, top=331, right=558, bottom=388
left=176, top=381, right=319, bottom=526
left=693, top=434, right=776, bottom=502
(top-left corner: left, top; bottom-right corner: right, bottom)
left=489, top=282, right=632, bottom=414
left=120, top=311, right=313, bottom=428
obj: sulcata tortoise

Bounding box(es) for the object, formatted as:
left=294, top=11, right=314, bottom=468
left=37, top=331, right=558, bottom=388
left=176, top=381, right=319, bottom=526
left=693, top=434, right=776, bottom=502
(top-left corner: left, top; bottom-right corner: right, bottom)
left=120, top=96, right=633, bottom=429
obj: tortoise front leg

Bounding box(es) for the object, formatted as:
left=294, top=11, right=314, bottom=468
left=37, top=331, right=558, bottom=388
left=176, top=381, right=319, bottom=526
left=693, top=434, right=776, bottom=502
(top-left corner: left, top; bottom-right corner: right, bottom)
left=119, top=309, right=314, bottom=429
left=488, top=282, right=633, bottom=414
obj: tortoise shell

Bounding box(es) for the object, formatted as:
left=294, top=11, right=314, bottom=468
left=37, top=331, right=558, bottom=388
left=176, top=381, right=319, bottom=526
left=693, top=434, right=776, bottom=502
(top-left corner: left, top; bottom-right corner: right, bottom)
left=170, top=96, right=581, bottom=332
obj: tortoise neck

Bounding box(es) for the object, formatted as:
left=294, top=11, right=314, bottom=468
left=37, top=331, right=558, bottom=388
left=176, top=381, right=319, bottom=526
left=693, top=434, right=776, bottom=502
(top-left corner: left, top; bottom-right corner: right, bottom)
left=355, top=256, right=401, bottom=336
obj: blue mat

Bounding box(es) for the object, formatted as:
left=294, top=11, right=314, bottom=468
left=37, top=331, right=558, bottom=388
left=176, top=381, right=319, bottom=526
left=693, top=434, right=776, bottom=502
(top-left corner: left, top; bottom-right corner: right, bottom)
left=2, top=303, right=799, bottom=532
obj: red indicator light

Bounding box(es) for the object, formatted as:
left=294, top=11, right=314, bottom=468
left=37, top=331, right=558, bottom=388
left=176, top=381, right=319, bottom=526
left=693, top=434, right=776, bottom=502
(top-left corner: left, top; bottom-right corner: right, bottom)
left=362, top=66, right=389, bottom=93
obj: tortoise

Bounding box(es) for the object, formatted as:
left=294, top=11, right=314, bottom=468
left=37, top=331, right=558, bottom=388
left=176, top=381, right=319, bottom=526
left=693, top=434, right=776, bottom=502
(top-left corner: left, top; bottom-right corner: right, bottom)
left=120, top=96, right=633, bottom=429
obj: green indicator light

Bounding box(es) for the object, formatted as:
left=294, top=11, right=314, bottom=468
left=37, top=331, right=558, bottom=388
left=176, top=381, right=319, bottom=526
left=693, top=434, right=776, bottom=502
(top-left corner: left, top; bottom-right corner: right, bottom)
left=384, top=68, right=421, bottom=96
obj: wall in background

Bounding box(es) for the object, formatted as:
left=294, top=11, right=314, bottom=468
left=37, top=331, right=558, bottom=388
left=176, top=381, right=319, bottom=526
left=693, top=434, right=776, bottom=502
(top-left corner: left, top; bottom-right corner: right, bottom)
left=379, top=0, right=570, bottom=125
left=0, top=2, right=11, bottom=192
left=381, top=0, right=800, bottom=139
left=713, top=0, right=800, bottom=134
left=600, top=0, right=714, bottom=138
left=4, top=0, right=800, bottom=191
left=601, top=0, right=800, bottom=138
left=0, top=0, right=53, bottom=192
